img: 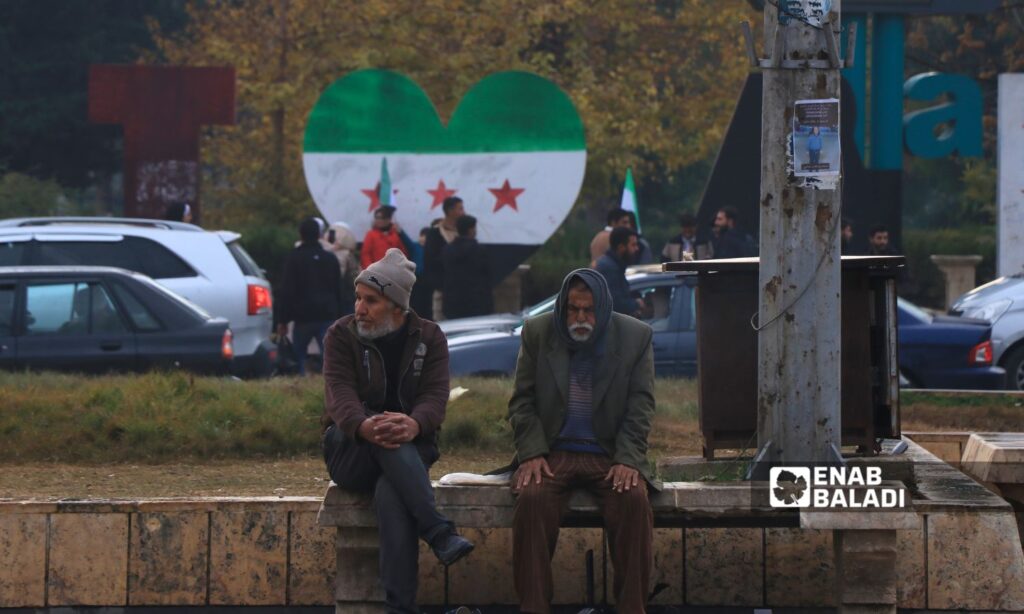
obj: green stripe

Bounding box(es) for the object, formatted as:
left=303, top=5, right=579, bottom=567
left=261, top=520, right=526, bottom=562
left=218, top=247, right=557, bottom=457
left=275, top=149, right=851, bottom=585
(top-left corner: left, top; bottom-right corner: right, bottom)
left=303, top=70, right=585, bottom=153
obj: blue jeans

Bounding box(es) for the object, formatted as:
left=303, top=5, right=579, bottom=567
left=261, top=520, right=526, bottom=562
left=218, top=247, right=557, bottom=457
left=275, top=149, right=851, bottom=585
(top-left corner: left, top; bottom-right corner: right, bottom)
left=322, top=426, right=450, bottom=614
left=292, top=320, right=331, bottom=375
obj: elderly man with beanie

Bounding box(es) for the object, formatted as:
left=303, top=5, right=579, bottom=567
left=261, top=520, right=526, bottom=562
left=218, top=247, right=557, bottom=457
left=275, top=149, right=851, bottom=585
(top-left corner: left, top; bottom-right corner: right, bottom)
left=321, top=248, right=474, bottom=614
left=508, top=268, right=657, bottom=614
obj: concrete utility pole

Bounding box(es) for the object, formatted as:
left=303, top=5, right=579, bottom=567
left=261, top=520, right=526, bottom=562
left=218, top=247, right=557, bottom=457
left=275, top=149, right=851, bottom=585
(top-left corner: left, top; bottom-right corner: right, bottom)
left=754, top=0, right=844, bottom=466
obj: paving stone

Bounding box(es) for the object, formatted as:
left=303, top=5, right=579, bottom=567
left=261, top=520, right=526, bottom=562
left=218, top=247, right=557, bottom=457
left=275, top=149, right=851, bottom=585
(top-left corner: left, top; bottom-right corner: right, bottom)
left=333, top=526, right=383, bottom=604
left=895, top=528, right=925, bottom=609
left=418, top=527, right=517, bottom=606
left=685, top=527, right=763, bottom=606
left=288, top=511, right=335, bottom=606
left=209, top=510, right=287, bottom=605
left=765, top=528, right=834, bottom=607
left=129, top=511, right=208, bottom=605
left=0, top=514, right=46, bottom=607
left=928, top=511, right=1024, bottom=610
left=48, top=513, right=129, bottom=606
left=651, top=528, right=683, bottom=605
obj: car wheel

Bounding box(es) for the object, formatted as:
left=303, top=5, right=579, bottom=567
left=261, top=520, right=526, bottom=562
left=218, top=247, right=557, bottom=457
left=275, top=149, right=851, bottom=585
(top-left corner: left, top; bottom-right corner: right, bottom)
left=1003, top=346, right=1024, bottom=391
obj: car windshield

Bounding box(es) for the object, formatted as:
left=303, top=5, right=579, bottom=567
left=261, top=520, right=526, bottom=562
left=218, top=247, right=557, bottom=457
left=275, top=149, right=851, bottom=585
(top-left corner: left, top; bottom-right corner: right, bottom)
left=227, top=240, right=265, bottom=279
left=522, top=294, right=557, bottom=318
left=135, top=275, right=213, bottom=320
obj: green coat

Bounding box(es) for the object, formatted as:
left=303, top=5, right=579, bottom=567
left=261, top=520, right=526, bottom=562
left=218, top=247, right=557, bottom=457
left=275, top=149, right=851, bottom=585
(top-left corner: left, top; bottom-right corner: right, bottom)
left=507, top=311, right=660, bottom=489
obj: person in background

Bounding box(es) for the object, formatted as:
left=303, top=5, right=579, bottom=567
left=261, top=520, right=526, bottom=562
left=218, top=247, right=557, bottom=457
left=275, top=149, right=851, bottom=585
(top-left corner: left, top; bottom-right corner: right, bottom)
left=841, top=218, right=854, bottom=255
left=595, top=226, right=643, bottom=317
left=867, top=224, right=897, bottom=256
left=404, top=226, right=433, bottom=319
left=662, top=213, right=698, bottom=262
left=362, top=206, right=407, bottom=269
left=164, top=202, right=194, bottom=224
left=624, top=211, right=655, bottom=265
left=277, top=217, right=345, bottom=375
left=321, top=248, right=474, bottom=614
left=589, top=208, right=632, bottom=267
left=442, top=215, right=492, bottom=319
left=423, top=197, right=464, bottom=320
left=323, top=222, right=360, bottom=316
left=711, top=206, right=756, bottom=259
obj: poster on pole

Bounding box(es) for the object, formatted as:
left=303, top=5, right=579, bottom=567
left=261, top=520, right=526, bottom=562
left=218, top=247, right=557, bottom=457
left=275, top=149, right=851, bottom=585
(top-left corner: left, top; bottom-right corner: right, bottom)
left=998, top=73, right=1024, bottom=276
left=792, top=98, right=840, bottom=181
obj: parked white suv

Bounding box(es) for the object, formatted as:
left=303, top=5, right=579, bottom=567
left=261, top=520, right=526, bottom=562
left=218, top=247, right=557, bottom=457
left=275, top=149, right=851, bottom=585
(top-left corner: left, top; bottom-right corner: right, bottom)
left=0, top=217, right=275, bottom=376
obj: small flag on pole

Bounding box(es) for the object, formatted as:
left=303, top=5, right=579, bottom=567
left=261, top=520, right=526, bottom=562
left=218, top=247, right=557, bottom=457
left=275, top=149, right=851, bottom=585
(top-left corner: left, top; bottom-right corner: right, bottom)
left=378, top=157, right=392, bottom=206
left=620, top=167, right=640, bottom=234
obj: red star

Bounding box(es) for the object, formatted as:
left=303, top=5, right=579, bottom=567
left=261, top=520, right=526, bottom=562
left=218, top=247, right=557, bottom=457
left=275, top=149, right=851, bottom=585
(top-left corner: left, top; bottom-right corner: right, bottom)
left=488, top=179, right=524, bottom=212
left=427, top=179, right=457, bottom=209
left=361, top=182, right=381, bottom=212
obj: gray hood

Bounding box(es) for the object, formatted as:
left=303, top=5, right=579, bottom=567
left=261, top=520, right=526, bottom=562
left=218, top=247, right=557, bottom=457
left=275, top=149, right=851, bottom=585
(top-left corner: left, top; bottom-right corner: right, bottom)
left=553, top=268, right=613, bottom=352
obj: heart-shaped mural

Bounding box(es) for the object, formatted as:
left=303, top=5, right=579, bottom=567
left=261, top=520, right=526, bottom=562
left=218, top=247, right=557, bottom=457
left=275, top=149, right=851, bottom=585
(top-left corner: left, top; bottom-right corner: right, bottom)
left=303, top=69, right=586, bottom=282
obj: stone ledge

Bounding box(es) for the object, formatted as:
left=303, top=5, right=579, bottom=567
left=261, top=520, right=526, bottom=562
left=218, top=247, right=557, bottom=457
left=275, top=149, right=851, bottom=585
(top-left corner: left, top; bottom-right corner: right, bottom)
left=317, top=481, right=797, bottom=529
left=962, top=432, right=1024, bottom=484
left=0, top=496, right=323, bottom=514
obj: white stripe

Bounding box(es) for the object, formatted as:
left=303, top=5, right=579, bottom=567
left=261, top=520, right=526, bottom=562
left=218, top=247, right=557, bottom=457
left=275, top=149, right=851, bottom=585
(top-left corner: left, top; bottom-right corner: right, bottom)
left=303, top=151, right=586, bottom=245
left=620, top=187, right=637, bottom=213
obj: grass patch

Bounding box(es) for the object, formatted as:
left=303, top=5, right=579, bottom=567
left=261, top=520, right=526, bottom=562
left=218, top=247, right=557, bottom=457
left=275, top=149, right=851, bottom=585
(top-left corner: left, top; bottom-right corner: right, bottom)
left=0, top=372, right=701, bottom=464
left=902, top=390, right=1024, bottom=431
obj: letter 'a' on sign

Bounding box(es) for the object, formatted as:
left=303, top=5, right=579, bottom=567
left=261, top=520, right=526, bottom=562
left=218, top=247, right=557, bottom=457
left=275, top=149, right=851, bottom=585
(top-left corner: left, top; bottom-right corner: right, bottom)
left=302, top=69, right=587, bottom=281
left=903, top=72, right=983, bottom=159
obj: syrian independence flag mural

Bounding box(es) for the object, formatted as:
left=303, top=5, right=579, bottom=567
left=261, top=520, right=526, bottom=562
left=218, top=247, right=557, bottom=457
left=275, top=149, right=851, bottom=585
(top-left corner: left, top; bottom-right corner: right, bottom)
left=303, top=69, right=586, bottom=282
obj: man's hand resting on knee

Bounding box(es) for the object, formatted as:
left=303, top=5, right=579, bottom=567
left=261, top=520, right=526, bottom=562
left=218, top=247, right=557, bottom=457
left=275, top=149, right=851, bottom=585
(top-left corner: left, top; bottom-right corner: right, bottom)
left=514, top=456, right=555, bottom=490
left=358, top=412, right=421, bottom=449
left=604, top=464, right=640, bottom=493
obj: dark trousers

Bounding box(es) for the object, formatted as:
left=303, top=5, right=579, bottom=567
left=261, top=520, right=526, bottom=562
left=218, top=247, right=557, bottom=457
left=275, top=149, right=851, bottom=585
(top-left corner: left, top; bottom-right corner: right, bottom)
left=292, top=320, right=331, bottom=375
left=322, top=425, right=450, bottom=614
left=512, top=451, right=653, bottom=614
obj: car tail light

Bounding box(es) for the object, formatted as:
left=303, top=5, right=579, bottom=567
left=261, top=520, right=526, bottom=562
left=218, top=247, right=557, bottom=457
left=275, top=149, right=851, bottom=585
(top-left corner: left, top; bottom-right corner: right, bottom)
left=968, top=340, right=993, bottom=366
left=222, top=329, right=234, bottom=360
left=248, top=284, right=272, bottom=315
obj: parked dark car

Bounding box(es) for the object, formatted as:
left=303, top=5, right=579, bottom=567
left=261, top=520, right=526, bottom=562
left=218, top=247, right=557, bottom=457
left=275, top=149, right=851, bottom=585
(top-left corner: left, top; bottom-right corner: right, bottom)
left=897, top=298, right=1005, bottom=390
left=446, top=269, right=1006, bottom=390
left=0, top=266, right=234, bottom=374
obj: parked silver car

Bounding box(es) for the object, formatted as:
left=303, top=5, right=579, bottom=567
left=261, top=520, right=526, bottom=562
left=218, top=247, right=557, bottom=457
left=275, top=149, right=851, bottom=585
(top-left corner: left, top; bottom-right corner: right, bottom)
left=951, top=273, right=1024, bottom=390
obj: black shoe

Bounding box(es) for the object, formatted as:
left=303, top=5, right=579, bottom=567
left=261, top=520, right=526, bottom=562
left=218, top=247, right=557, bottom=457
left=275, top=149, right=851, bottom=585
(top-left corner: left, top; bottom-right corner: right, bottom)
left=431, top=532, right=474, bottom=566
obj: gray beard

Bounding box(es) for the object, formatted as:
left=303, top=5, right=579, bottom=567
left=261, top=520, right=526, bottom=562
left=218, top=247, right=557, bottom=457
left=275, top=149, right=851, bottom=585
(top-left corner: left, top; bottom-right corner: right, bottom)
left=357, top=317, right=399, bottom=339
left=569, top=323, right=594, bottom=342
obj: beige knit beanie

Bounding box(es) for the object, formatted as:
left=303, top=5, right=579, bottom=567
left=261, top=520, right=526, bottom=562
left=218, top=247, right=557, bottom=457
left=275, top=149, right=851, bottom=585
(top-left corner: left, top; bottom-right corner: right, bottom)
left=355, top=248, right=416, bottom=310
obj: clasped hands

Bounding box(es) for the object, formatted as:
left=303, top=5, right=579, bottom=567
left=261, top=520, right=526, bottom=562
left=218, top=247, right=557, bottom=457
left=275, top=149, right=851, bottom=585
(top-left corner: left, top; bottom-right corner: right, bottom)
left=358, top=411, right=420, bottom=449
left=514, top=456, right=640, bottom=493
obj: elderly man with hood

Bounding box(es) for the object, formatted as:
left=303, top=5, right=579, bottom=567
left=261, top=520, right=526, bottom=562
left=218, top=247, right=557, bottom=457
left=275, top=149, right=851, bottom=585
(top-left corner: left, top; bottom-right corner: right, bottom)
left=508, top=268, right=657, bottom=614
left=321, top=248, right=474, bottom=614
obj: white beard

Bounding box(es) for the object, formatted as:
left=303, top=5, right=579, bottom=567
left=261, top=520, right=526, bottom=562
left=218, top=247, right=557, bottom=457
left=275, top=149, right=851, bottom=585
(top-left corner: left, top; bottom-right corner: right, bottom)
left=569, top=322, right=594, bottom=342
left=357, top=317, right=399, bottom=339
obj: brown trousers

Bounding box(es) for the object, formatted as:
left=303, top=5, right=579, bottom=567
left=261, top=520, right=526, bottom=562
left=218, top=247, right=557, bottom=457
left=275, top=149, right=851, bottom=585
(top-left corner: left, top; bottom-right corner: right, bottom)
left=512, top=451, right=653, bottom=614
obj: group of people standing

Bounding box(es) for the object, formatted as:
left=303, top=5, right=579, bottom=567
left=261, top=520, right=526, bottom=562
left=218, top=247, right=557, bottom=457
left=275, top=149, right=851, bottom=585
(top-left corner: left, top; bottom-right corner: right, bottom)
left=354, top=197, right=493, bottom=321
left=275, top=197, right=493, bottom=373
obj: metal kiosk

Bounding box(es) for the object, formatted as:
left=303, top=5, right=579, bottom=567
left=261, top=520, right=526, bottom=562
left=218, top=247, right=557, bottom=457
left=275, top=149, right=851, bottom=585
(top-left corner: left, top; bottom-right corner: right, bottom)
left=663, top=255, right=904, bottom=460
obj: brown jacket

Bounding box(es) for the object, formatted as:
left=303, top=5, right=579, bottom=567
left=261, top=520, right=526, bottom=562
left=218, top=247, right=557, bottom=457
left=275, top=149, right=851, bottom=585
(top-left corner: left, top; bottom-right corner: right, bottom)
left=321, top=312, right=450, bottom=457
